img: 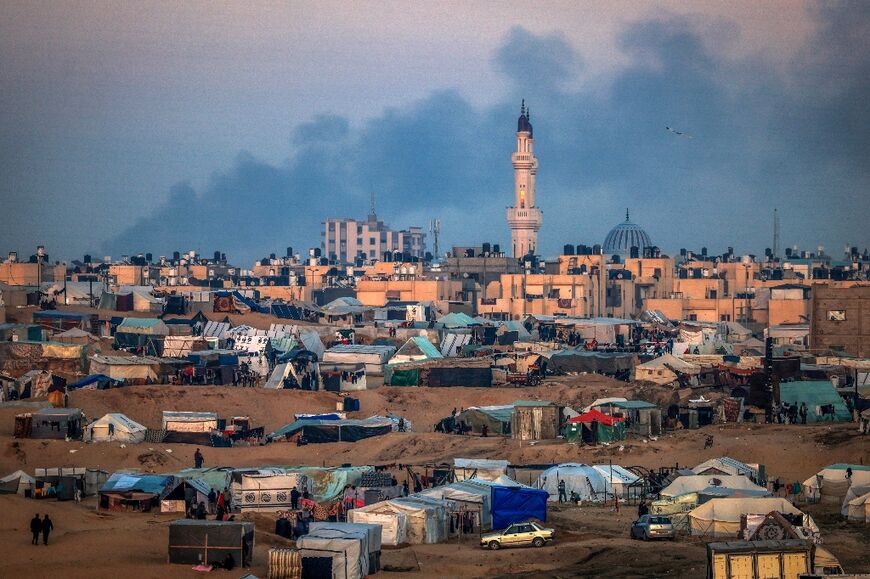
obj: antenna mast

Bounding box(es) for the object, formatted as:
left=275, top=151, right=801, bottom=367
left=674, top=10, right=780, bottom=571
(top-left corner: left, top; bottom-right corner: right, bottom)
left=429, top=219, right=441, bottom=259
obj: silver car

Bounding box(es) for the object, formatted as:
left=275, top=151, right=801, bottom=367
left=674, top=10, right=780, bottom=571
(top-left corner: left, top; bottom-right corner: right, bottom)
left=630, top=515, right=675, bottom=540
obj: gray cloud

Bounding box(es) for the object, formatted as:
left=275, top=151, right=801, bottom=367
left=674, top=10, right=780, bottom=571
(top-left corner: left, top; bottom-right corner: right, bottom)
left=102, top=5, right=869, bottom=264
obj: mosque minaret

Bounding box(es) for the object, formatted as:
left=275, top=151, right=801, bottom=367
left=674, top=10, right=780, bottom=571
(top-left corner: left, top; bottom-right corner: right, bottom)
left=506, top=100, right=543, bottom=258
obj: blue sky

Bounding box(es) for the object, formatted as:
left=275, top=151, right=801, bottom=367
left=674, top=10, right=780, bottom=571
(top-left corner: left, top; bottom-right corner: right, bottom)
left=1, top=1, right=867, bottom=265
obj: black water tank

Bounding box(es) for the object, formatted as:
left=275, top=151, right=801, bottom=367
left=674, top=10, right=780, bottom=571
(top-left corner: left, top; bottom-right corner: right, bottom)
left=465, top=248, right=475, bottom=258
left=383, top=251, right=391, bottom=262
left=482, top=242, right=491, bottom=255
left=592, top=244, right=601, bottom=254
left=214, top=251, right=221, bottom=262
left=630, top=246, right=639, bottom=259
left=286, top=246, right=293, bottom=257
left=84, top=254, right=92, bottom=263
left=701, top=247, right=708, bottom=256
left=493, top=244, right=500, bottom=254
left=563, top=244, right=575, bottom=256
left=173, top=251, right=181, bottom=262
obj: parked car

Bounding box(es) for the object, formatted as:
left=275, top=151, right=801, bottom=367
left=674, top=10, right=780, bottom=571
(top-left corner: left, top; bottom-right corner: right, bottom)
left=480, top=521, right=555, bottom=550
left=630, top=515, right=675, bottom=540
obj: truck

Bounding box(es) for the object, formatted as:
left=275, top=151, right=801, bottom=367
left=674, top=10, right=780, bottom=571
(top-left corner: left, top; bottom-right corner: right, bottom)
left=707, top=540, right=812, bottom=579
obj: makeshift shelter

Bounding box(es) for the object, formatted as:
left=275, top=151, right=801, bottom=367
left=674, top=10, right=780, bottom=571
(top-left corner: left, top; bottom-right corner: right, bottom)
left=593, top=399, right=662, bottom=437
left=693, top=457, right=758, bottom=480
left=802, top=464, right=870, bottom=504
left=634, top=353, right=699, bottom=384
left=489, top=483, right=548, bottom=530
left=452, top=406, right=513, bottom=436
left=323, top=344, right=396, bottom=376
left=437, top=312, right=478, bottom=329
left=32, top=467, right=108, bottom=499
left=16, top=407, right=83, bottom=440
left=427, top=365, right=493, bottom=387
left=99, top=472, right=182, bottom=511
left=565, top=410, right=625, bottom=444
left=349, top=496, right=448, bottom=545
left=453, top=458, right=509, bottom=482
left=440, top=332, right=472, bottom=357
left=86, top=413, right=147, bottom=443
left=777, top=380, right=851, bottom=423
left=651, top=492, right=700, bottom=531
left=548, top=350, right=635, bottom=375
left=660, top=475, right=768, bottom=498
left=308, top=522, right=383, bottom=576
left=0, top=470, right=35, bottom=495
left=511, top=400, right=563, bottom=440
left=89, top=354, right=189, bottom=383
left=688, top=498, right=818, bottom=538
left=589, top=465, right=640, bottom=499
left=114, top=317, right=169, bottom=354
left=535, top=463, right=612, bottom=502
left=417, top=480, right=494, bottom=531
left=297, top=525, right=370, bottom=579
left=52, top=327, right=99, bottom=346
left=267, top=416, right=396, bottom=444
left=168, top=520, right=254, bottom=566
left=68, top=373, right=117, bottom=391
left=319, top=363, right=367, bottom=392
left=390, top=336, right=443, bottom=365
left=162, top=335, right=209, bottom=357
left=162, top=411, right=218, bottom=444
left=844, top=491, right=870, bottom=523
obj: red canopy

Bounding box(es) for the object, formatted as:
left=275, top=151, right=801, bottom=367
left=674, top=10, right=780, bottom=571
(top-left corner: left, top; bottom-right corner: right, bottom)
left=569, top=409, right=624, bottom=426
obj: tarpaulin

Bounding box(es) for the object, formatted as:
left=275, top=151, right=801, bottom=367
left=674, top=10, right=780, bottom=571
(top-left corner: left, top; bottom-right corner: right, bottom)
left=491, top=485, right=548, bottom=529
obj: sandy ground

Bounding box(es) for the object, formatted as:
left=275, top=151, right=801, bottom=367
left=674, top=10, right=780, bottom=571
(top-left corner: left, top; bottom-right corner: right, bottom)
left=1, top=379, right=868, bottom=578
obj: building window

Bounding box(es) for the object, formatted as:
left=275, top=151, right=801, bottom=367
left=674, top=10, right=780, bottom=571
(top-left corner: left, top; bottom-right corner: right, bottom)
left=370, top=237, right=376, bottom=245
left=369, top=250, right=376, bottom=258
left=827, top=310, right=846, bottom=321
left=688, top=314, right=698, bottom=321
left=720, top=314, right=731, bottom=322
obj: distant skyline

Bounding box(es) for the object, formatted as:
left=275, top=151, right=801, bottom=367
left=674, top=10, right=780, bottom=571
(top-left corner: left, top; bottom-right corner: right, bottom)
left=1, top=1, right=868, bottom=265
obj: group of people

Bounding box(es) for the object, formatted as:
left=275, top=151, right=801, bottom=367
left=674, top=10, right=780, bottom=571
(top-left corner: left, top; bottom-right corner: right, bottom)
left=29, top=514, right=53, bottom=546
left=768, top=401, right=810, bottom=424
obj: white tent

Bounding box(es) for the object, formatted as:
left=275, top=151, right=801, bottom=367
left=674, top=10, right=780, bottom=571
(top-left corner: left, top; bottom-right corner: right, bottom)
left=162, top=411, right=218, bottom=433
left=633, top=353, right=699, bottom=385
left=453, top=458, right=509, bottom=482
left=660, top=475, right=767, bottom=498
left=688, top=497, right=818, bottom=537
left=297, top=526, right=369, bottom=579
left=416, top=479, right=493, bottom=529
left=590, top=464, right=640, bottom=498
left=802, top=464, right=870, bottom=503
left=692, top=457, right=758, bottom=479
left=349, top=496, right=448, bottom=545
left=535, top=463, right=611, bottom=502
left=844, top=491, right=870, bottom=523
left=87, top=413, right=147, bottom=443
left=0, top=470, right=35, bottom=494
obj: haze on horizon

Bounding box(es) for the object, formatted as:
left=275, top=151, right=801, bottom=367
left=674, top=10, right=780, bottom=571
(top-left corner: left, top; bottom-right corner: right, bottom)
left=1, top=1, right=868, bottom=265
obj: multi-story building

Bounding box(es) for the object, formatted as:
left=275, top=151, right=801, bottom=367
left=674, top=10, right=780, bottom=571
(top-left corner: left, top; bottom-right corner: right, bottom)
left=809, top=285, right=870, bottom=357
left=321, top=212, right=425, bottom=264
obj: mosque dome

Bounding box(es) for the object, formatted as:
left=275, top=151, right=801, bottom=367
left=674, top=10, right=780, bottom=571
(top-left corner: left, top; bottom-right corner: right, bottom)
left=602, top=210, right=652, bottom=257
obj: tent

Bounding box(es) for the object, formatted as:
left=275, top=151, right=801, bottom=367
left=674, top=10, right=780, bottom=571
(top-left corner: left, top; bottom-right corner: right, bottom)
left=417, top=479, right=494, bottom=530
left=162, top=411, right=218, bottom=433
left=99, top=472, right=183, bottom=511
left=565, top=410, right=625, bottom=443
left=0, top=470, right=35, bottom=495
left=660, top=475, right=768, bottom=498
left=453, top=406, right=513, bottom=436
left=590, top=465, right=640, bottom=498
left=86, top=413, right=147, bottom=443
left=778, top=380, right=851, bottom=422
left=490, top=483, right=548, bottom=530
left=350, top=496, right=448, bottom=545
left=53, top=327, right=100, bottom=345
left=390, top=336, right=443, bottom=365
left=168, top=520, right=254, bottom=567
left=323, top=344, right=396, bottom=376
left=453, top=458, right=509, bottom=482
left=802, top=464, right=870, bottom=503
left=633, top=353, right=699, bottom=385
left=267, top=416, right=395, bottom=444
left=297, top=525, right=369, bottom=579
left=688, top=497, right=818, bottom=537
left=308, top=522, right=383, bottom=575
left=535, top=463, right=612, bottom=502
left=693, top=457, right=758, bottom=479
left=162, top=336, right=209, bottom=357
left=548, top=350, right=635, bottom=375
left=844, top=491, right=870, bottom=523
left=436, top=312, right=478, bottom=329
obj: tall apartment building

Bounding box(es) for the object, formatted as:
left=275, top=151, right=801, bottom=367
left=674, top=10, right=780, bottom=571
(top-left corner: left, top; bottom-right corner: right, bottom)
left=321, top=212, right=425, bottom=264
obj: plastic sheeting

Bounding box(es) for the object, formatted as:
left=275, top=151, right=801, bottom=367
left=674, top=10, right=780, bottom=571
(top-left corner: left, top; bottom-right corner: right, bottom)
left=688, top=498, right=818, bottom=538
left=491, top=485, right=548, bottom=530
left=661, top=475, right=768, bottom=498
left=350, top=497, right=448, bottom=545
left=87, top=413, right=146, bottom=443
left=349, top=511, right=408, bottom=546
left=535, top=463, right=612, bottom=502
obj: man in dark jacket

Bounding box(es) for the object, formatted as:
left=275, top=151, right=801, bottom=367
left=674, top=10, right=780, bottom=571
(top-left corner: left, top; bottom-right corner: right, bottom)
left=290, top=487, right=301, bottom=510
left=41, top=514, right=54, bottom=545
left=194, top=448, right=204, bottom=469
left=30, top=514, right=41, bottom=545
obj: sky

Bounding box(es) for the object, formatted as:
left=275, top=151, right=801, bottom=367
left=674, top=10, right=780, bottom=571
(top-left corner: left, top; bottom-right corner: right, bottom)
left=1, top=1, right=868, bottom=266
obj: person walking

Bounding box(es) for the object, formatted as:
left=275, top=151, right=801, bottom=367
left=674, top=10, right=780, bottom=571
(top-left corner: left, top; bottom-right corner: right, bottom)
left=637, top=499, right=649, bottom=517
left=41, top=514, right=53, bottom=545
left=558, top=479, right=567, bottom=503
left=207, top=488, right=217, bottom=514
left=291, top=487, right=301, bottom=510
left=30, top=513, right=41, bottom=545
left=799, top=402, right=808, bottom=425
left=194, top=448, right=204, bottom=469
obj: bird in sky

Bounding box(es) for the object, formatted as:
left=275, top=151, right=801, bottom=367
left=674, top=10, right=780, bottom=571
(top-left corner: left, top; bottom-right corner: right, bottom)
left=665, top=125, right=693, bottom=138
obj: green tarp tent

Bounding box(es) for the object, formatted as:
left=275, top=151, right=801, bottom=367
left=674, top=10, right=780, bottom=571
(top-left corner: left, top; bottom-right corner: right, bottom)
left=389, top=367, right=420, bottom=386
left=778, top=380, right=851, bottom=422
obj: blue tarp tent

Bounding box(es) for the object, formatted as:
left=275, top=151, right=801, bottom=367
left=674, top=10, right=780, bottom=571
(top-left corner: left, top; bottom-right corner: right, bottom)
left=68, top=374, right=117, bottom=390
left=491, top=485, right=548, bottom=529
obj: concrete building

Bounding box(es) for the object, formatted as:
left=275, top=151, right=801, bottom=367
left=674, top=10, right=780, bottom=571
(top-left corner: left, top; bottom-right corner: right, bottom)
left=809, top=285, right=870, bottom=357
left=321, top=211, right=425, bottom=265
left=506, top=101, right=542, bottom=258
